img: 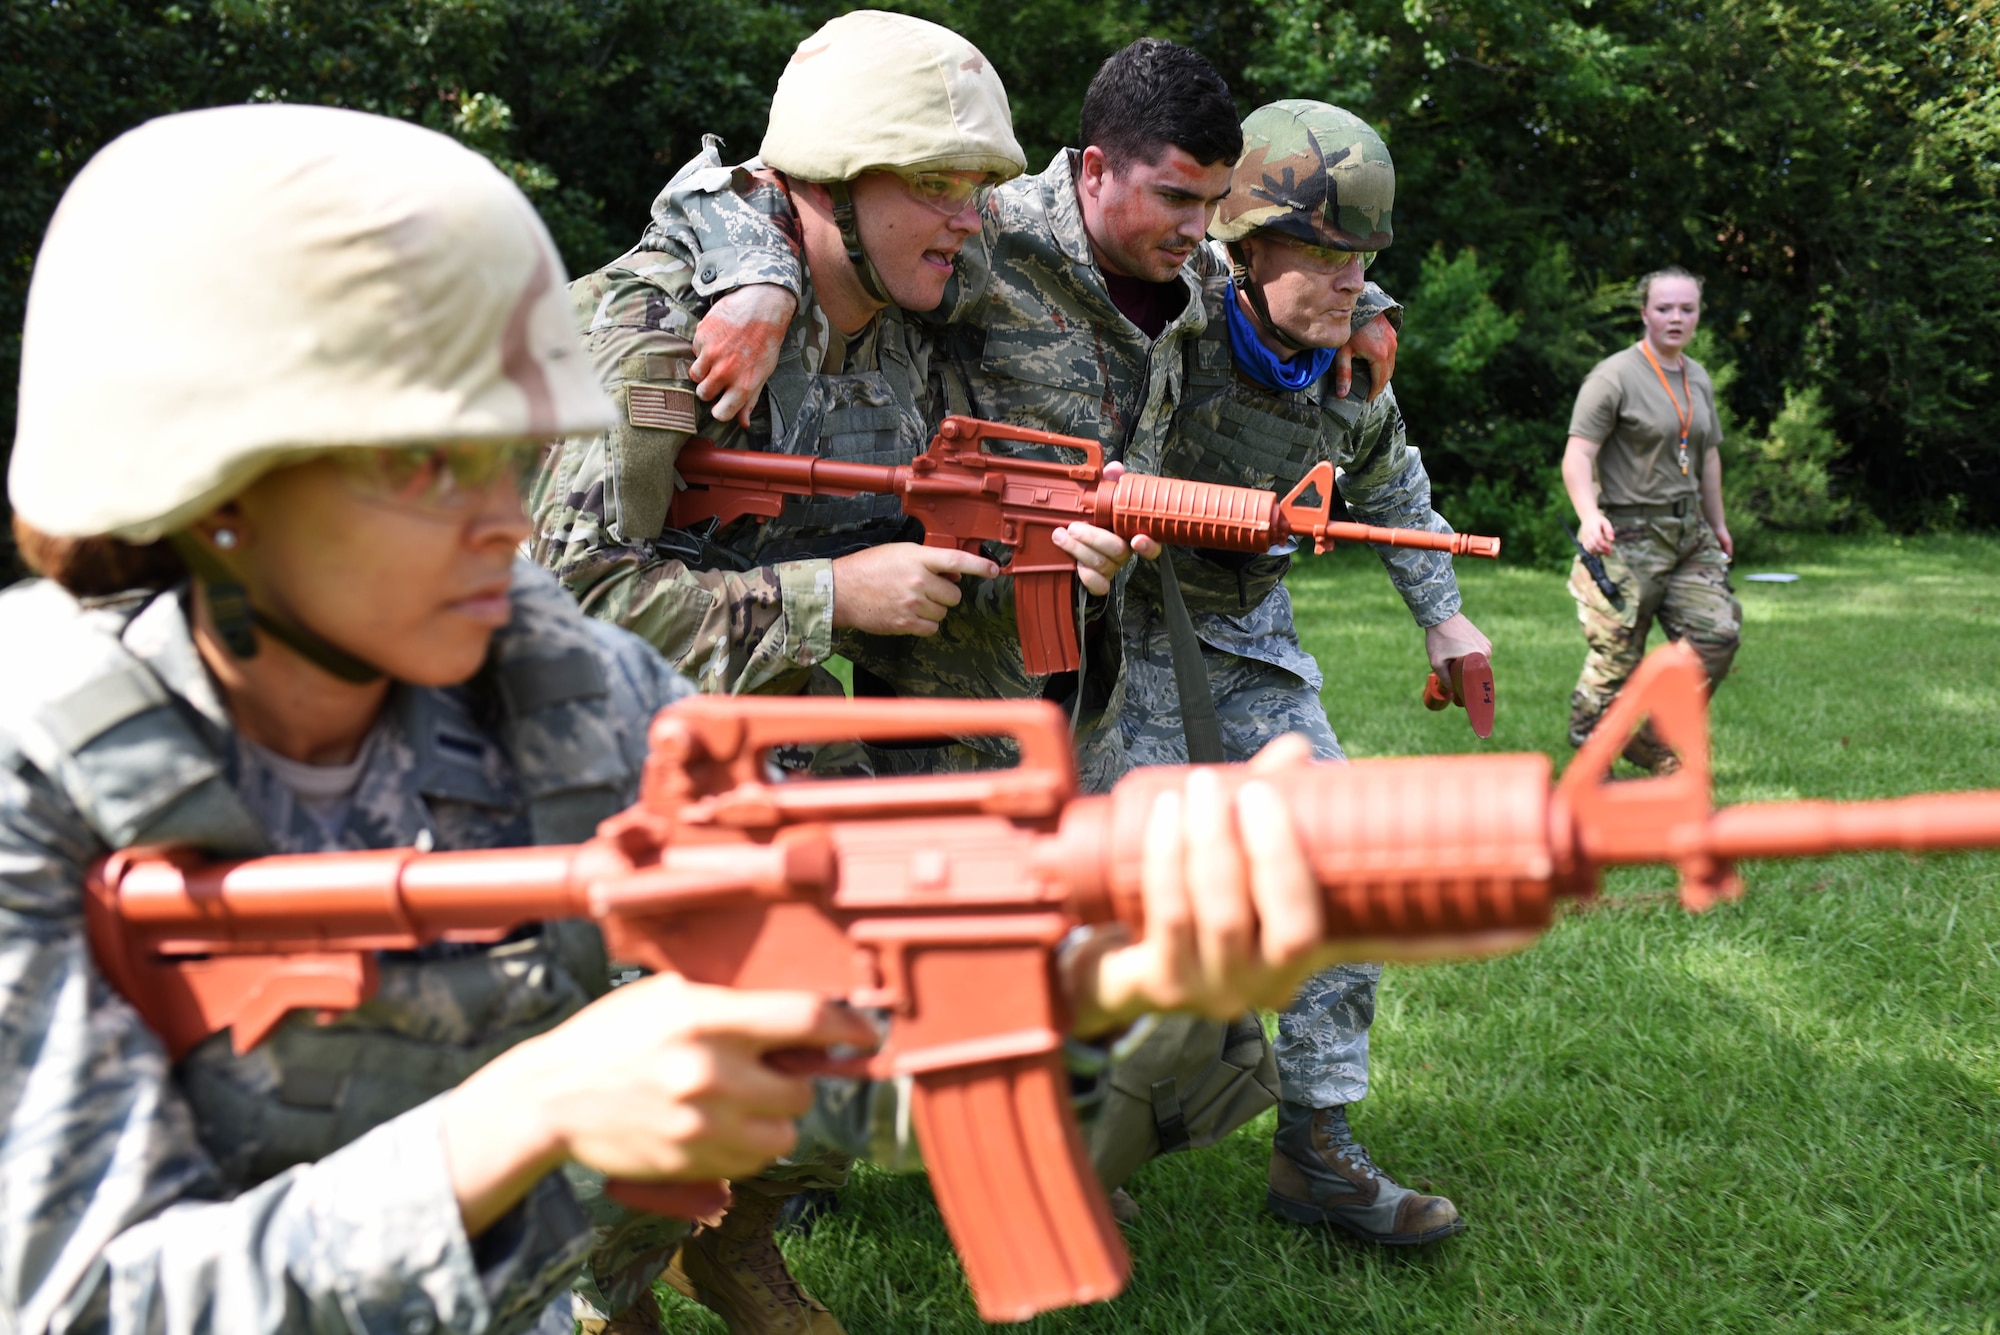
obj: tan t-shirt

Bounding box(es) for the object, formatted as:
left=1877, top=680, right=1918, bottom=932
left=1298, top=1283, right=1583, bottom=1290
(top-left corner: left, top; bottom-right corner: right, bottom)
left=1568, top=343, right=1722, bottom=507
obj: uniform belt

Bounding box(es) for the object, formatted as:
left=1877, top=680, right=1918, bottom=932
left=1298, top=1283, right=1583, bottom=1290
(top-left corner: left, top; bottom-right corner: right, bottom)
left=1603, top=498, right=1696, bottom=519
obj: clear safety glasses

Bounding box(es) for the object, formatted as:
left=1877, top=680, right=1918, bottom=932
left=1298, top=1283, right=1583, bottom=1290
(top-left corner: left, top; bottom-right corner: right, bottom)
left=1281, top=237, right=1379, bottom=274
left=333, top=441, right=545, bottom=513
left=901, top=171, right=997, bottom=217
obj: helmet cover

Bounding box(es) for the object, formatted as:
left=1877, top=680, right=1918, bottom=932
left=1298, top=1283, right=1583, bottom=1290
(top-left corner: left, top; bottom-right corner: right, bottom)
left=10, top=103, right=611, bottom=540
left=760, top=10, right=1025, bottom=184
left=1208, top=99, right=1394, bottom=252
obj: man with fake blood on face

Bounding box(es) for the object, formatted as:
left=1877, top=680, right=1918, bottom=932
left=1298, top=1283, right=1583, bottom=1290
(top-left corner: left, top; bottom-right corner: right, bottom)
left=677, top=51, right=1434, bottom=1250
left=675, top=37, right=1403, bottom=790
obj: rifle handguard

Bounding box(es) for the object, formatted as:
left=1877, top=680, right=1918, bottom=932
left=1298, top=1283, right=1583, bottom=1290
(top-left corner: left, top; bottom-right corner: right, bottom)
left=668, top=418, right=1500, bottom=676
left=82, top=644, right=2000, bottom=1323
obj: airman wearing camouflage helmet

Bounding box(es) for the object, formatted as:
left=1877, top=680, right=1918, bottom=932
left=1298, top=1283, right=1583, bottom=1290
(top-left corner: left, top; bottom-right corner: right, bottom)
left=1208, top=98, right=1397, bottom=350
left=1117, top=98, right=1494, bottom=1248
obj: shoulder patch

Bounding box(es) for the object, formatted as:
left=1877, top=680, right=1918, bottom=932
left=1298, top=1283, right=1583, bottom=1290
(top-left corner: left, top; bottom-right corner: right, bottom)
left=627, top=384, right=700, bottom=434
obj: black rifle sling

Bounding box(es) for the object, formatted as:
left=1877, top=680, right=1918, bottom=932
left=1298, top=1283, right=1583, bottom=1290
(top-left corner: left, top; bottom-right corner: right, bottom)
left=1156, top=547, right=1226, bottom=764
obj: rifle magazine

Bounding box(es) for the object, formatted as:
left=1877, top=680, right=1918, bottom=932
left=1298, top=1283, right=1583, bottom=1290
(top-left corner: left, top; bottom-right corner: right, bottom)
left=911, top=1051, right=1129, bottom=1321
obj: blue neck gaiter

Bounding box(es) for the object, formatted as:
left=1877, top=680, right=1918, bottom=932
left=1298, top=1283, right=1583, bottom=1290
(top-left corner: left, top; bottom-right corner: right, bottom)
left=1225, top=281, right=1336, bottom=392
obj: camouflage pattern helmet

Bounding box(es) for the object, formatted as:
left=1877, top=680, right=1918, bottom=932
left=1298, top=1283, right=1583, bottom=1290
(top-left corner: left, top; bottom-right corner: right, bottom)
left=1208, top=100, right=1394, bottom=253
left=10, top=104, right=610, bottom=542
left=760, top=10, right=1025, bottom=184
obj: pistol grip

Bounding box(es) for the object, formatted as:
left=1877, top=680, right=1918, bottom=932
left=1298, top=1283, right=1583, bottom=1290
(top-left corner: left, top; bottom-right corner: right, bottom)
left=1016, top=570, right=1082, bottom=675
left=911, top=1052, right=1130, bottom=1322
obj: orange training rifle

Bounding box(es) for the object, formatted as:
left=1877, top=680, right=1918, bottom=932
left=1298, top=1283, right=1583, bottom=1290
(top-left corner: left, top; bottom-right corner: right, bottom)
left=84, top=644, right=2000, bottom=1323
left=667, top=414, right=1501, bottom=676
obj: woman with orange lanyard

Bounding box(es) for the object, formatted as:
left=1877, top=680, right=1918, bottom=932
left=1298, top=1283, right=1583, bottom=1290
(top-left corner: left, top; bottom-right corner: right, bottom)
left=1560, top=266, right=1741, bottom=773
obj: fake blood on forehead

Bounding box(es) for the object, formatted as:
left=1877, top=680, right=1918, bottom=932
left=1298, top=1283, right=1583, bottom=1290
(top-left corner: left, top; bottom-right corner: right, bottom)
left=1102, top=272, right=1188, bottom=340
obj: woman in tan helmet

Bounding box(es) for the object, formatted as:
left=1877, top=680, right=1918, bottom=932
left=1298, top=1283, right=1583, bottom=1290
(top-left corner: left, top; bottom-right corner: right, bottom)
left=0, top=103, right=1362, bottom=1335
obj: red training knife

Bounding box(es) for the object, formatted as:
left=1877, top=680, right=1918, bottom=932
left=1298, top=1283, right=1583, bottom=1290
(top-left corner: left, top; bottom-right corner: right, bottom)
left=1423, top=651, right=1495, bottom=739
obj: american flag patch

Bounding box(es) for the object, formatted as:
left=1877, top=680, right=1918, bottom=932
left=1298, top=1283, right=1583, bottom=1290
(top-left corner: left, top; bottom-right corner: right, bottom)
left=627, top=384, right=699, bottom=433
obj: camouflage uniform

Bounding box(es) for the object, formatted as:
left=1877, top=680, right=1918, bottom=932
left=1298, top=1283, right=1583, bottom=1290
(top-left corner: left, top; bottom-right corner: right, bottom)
left=0, top=563, right=690, bottom=1335
left=1120, top=259, right=1460, bottom=1108
left=528, top=139, right=938, bottom=698
left=933, top=149, right=1211, bottom=452
left=1175, top=98, right=1468, bottom=1244
left=683, top=148, right=1224, bottom=790
left=1566, top=345, right=1741, bottom=757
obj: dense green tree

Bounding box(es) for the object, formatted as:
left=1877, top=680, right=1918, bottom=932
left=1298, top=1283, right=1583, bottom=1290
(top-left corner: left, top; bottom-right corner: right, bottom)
left=5, top=0, right=1996, bottom=569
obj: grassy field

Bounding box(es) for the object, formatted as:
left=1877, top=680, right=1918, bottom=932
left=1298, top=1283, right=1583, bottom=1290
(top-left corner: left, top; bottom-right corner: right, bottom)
left=661, top=533, right=2000, bottom=1334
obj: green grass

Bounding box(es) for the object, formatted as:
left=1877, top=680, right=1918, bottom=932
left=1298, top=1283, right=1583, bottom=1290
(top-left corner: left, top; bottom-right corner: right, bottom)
left=661, top=533, right=2000, bottom=1333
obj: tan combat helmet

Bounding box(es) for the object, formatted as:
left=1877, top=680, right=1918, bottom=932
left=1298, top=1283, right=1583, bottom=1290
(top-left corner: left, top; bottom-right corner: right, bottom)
left=1207, top=100, right=1396, bottom=352
left=759, top=9, right=1026, bottom=300
left=10, top=103, right=610, bottom=545
left=10, top=104, right=611, bottom=679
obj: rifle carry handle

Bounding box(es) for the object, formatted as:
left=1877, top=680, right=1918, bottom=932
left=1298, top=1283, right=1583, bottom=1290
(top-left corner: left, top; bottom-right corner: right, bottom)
left=646, top=694, right=1080, bottom=822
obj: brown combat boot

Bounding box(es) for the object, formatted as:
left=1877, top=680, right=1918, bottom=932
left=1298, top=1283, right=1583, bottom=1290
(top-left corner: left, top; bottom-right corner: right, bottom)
left=1266, top=1102, right=1466, bottom=1245
left=1619, top=725, right=1682, bottom=775
left=663, top=1181, right=846, bottom=1334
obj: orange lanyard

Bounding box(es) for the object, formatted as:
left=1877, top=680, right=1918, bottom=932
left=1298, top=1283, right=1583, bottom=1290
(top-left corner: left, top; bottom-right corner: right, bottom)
left=1638, top=340, right=1693, bottom=476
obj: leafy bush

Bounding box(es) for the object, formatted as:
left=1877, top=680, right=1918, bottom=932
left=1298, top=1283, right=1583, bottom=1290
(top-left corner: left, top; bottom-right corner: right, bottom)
left=1688, top=329, right=1853, bottom=556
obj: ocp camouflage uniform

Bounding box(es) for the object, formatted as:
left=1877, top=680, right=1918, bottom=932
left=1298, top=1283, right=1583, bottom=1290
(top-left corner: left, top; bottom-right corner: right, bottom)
left=1121, top=262, right=1461, bottom=1108
left=0, top=562, right=688, bottom=1335
left=1568, top=515, right=1739, bottom=754
left=529, top=137, right=936, bottom=697
left=1566, top=343, right=1741, bottom=762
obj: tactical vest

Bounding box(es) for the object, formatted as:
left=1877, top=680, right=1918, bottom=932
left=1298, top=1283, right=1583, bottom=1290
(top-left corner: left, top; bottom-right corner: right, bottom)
left=731, top=308, right=933, bottom=563
left=1, top=566, right=638, bottom=1193
left=1128, top=278, right=1334, bottom=619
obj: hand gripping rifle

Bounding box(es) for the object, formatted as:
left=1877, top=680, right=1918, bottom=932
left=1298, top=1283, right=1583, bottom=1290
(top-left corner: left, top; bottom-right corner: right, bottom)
left=83, top=644, right=2000, bottom=1323
left=668, top=414, right=1502, bottom=675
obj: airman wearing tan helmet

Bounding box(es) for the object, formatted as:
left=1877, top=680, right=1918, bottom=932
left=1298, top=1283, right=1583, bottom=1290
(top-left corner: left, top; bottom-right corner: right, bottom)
left=529, top=12, right=1145, bottom=725
left=0, top=101, right=1376, bottom=1335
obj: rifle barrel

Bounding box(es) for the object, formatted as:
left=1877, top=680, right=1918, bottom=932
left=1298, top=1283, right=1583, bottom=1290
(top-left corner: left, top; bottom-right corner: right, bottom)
left=1707, top=791, right=2000, bottom=862
left=1321, top=522, right=1501, bottom=558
